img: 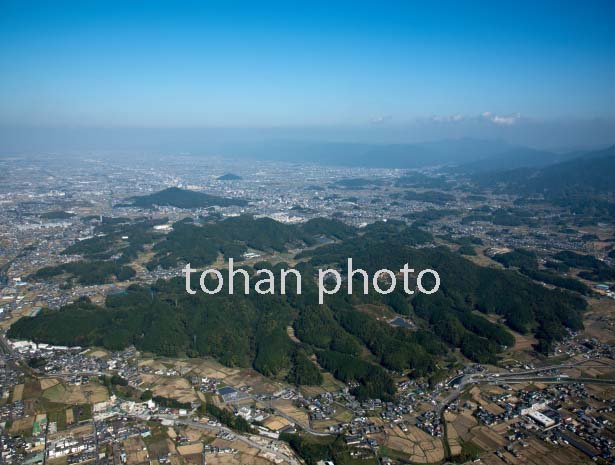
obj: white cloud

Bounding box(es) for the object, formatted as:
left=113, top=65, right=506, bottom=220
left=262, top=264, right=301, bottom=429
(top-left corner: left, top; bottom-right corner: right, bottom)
left=371, top=115, right=392, bottom=124
left=430, top=113, right=465, bottom=123
left=481, top=112, right=521, bottom=125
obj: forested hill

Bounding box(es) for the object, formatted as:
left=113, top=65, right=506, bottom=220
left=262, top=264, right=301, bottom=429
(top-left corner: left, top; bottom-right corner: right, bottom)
left=474, top=146, right=615, bottom=222
left=217, top=173, right=242, bottom=180
left=9, top=220, right=587, bottom=400
left=147, top=215, right=357, bottom=269
left=475, top=146, right=615, bottom=197
left=459, top=147, right=571, bottom=173
left=32, top=215, right=358, bottom=285
left=122, top=187, right=247, bottom=208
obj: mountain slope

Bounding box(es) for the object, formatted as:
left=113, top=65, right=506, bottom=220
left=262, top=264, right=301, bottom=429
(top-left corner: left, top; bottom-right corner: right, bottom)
left=475, top=146, right=615, bottom=196
left=460, top=147, right=572, bottom=173
left=8, top=220, right=587, bottom=399
left=123, top=187, right=247, bottom=209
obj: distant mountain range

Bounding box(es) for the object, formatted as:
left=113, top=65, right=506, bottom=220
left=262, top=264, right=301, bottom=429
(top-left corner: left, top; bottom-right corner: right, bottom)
left=232, top=138, right=599, bottom=171
left=236, top=138, right=515, bottom=168
left=121, top=187, right=247, bottom=209
left=458, top=147, right=577, bottom=173
left=475, top=146, right=615, bottom=197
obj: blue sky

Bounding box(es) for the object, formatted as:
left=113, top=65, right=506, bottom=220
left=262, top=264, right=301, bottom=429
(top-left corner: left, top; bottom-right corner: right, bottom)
left=0, top=0, right=613, bottom=135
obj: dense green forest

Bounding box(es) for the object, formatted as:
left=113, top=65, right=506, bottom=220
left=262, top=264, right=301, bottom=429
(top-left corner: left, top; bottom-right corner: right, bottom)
left=63, top=217, right=166, bottom=262
left=461, top=207, right=538, bottom=227
left=29, top=217, right=167, bottom=285
left=147, top=215, right=355, bottom=269
left=333, top=178, right=386, bottom=189
left=40, top=210, right=76, bottom=220
left=217, top=173, right=242, bottom=181
left=492, top=249, right=591, bottom=295
left=29, top=260, right=136, bottom=285
left=280, top=433, right=377, bottom=465
left=9, top=219, right=588, bottom=399
left=404, top=190, right=455, bottom=204
left=474, top=146, right=615, bottom=224
left=122, top=187, right=247, bottom=208
left=298, top=222, right=586, bottom=356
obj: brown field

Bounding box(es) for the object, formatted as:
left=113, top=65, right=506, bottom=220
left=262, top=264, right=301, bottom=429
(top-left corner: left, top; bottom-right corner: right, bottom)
left=11, top=384, right=24, bottom=402
left=270, top=399, right=309, bottom=426
left=205, top=454, right=273, bottom=465
left=123, top=436, right=149, bottom=465
left=40, top=378, right=60, bottom=390
left=22, top=378, right=42, bottom=400
left=582, top=298, right=615, bottom=344
left=150, top=377, right=197, bottom=404
left=211, top=437, right=257, bottom=455
left=480, top=400, right=505, bottom=416
left=384, top=425, right=444, bottom=463
left=479, top=436, right=592, bottom=465
left=9, top=416, right=34, bottom=434
left=168, top=455, right=182, bottom=465
left=187, top=358, right=242, bottom=382
left=65, top=408, right=74, bottom=425
left=469, top=425, right=507, bottom=451
left=87, top=349, right=109, bottom=358
left=509, top=330, right=538, bottom=353
left=444, top=412, right=462, bottom=456
left=46, top=457, right=69, bottom=465
left=262, top=415, right=291, bottom=432
left=450, top=410, right=478, bottom=441
left=42, top=381, right=108, bottom=404
left=177, top=443, right=203, bottom=455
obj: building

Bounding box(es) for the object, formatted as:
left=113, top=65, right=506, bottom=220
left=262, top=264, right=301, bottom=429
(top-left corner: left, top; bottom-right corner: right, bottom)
left=528, top=411, right=555, bottom=428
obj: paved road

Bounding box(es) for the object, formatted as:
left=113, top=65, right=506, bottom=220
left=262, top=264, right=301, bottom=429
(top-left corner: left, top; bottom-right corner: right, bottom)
left=438, top=359, right=615, bottom=415
left=492, top=376, right=615, bottom=385
left=226, top=394, right=332, bottom=437
left=149, top=414, right=300, bottom=465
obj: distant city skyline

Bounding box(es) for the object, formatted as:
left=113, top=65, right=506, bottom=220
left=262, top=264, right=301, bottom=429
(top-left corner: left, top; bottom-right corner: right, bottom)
left=0, top=0, right=614, bottom=150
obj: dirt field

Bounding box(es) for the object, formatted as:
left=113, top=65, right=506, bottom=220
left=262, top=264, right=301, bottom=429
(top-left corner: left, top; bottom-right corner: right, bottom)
left=123, top=436, right=149, bottom=465
left=583, top=298, right=615, bottom=344
left=444, top=411, right=462, bottom=456
left=177, top=443, right=203, bottom=455
left=87, top=349, right=109, bottom=358
left=40, top=378, right=60, bottom=390
left=42, top=381, right=108, bottom=404
left=469, top=425, right=508, bottom=451
left=479, top=436, right=592, bottom=465
left=150, top=376, right=197, bottom=404
left=384, top=425, right=445, bottom=463
left=9, top=416, right=34, bottom=434
left=270, top=399, right=309, bottom=426
left=448, top=409, right=478, bottom=442
left=205, top=454, right=273, bottom=465
left=261, top=415, right=291, bottom=432
left=11, top=383, right=24, bottom=402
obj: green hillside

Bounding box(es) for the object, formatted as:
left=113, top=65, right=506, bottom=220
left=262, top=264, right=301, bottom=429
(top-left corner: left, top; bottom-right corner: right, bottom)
left=124, top=187, right=247, bottom=209
left=9, top=219, right=587, bottom=400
